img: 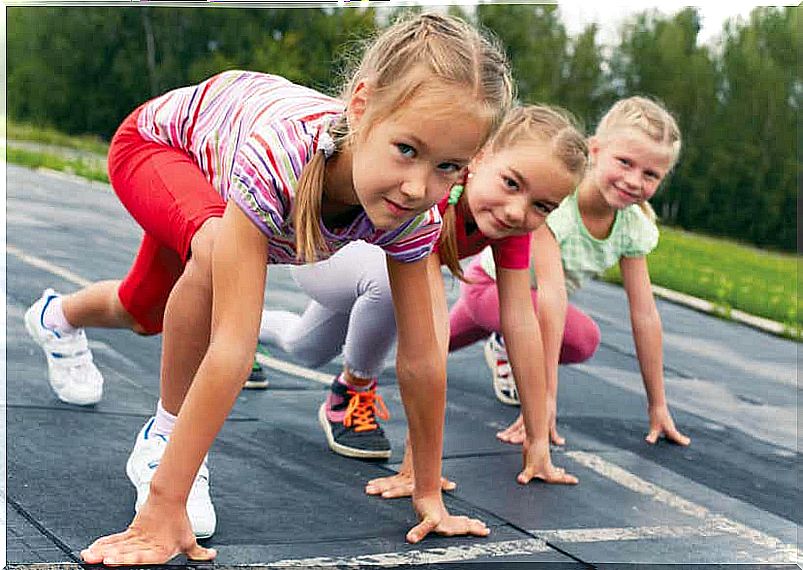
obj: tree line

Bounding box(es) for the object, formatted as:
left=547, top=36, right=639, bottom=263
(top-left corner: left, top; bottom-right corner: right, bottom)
left=6, top=5, right=798, bottom=251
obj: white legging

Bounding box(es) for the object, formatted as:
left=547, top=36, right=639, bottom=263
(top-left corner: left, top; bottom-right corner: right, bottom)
left=260, top=241, right=396, bottom=379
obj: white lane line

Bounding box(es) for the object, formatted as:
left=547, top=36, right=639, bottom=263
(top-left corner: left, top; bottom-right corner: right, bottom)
left=255, top=352, right=332, bottom=385
left=8, top=243, right=334, bottom=384
left=268, top=537, right=552, bottom=567
left=7, top=245, right=91, bottom=288
left=535, top=523, right=727, bottom=543
left=567, top=451, right=801, bottom=563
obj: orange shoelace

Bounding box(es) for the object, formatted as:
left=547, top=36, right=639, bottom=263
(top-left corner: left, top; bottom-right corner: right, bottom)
left=343, top=389, right=390, bottom=432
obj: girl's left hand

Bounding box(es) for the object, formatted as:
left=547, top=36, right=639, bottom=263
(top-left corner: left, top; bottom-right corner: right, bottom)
left=646, top=404, right=691, bottom=446
left=518, top=438, right=578, bottom=485
left=407, top=493, right=490, bottom=544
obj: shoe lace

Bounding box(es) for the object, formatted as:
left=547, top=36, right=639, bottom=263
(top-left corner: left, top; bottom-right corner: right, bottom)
left=343, top=389, right=390, bottom=432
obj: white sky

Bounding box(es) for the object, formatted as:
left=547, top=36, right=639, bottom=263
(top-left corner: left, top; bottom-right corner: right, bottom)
left=555, top=2, right=782, bottom=45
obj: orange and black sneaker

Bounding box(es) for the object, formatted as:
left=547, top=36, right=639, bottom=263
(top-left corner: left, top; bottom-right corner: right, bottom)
left=318, top=375, right=391, bottom=460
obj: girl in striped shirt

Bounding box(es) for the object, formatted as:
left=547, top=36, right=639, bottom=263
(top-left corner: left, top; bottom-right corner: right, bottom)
left=24, top=12, right=515, bottom=565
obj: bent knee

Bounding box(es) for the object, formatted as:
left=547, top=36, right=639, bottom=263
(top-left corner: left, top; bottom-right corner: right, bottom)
left=562, top=320, right=601, bottom=364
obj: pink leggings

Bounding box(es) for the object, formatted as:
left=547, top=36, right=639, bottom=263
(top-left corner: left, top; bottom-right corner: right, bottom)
left=449, top=258, right=601, bottom=364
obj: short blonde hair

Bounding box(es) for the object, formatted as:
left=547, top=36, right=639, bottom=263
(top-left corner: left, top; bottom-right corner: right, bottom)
left=294, top=12, right=515, bottom=262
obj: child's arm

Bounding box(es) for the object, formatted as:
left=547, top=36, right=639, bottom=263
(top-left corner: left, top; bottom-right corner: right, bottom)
left=82, top=203, right=270, bottom=565
left=386, top=253, right=489, bottom=544
left=619, top=255, right=690, bottom=446
left=496, top=261, right=578, bottom=486
left=496, top=226, right=567, bottom=446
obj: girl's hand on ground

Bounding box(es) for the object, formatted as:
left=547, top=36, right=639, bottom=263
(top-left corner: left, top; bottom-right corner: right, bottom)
left=496, top=414, right=526, bottom=444
left=407, top=493, right=490, bottom=544
left=496, top=414, right=565, bottom=446
left=646, top=404, right=691, bottom=446
left=366, top=471, right=456, bottom=499
left=80, top=500, right=216, bottom=566
left=518, top=438, right=578, bottom=486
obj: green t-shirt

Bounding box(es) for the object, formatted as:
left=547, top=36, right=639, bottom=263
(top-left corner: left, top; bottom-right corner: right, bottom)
left=480, top=190, right=659, bottom=295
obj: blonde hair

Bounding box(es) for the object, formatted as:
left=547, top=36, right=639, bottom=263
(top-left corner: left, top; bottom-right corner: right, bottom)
left=441, top=104, right=588, bottom=281
left=595, top=96, right=682, bottom=222
left=293, top=12, right=515, bottom=262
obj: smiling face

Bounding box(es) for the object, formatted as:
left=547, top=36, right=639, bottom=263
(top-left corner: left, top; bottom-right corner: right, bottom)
left=344, top=85, right=488, bottom=231
left=464, top=141, right=577, bottom=240
left=589, top=127, right=674, bottom=210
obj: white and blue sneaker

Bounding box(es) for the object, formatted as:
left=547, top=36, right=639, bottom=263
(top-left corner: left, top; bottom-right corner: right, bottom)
left=24, top=288, right=104, bottom=406
left=126, top=417, right=217, bottom=539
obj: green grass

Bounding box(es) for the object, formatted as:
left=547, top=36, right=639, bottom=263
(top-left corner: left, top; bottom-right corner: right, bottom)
left=6, top=146, right=109, bottom=183
left=604, top=226, right=800, bottom=338
left=6, top=119, right=109, bottom=156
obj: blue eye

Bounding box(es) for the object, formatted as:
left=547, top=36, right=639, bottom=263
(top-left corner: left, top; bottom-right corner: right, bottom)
left=437, top=162, right=462, bottom=173
left=397, top=143, right=416, bottom=158
left=532, top=201, right=553, bottom=215
left=503, top=176, right=519, bottom=191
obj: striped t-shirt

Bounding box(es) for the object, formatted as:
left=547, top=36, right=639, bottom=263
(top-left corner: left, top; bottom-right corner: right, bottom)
left=136, top=70, right=441, bottom=264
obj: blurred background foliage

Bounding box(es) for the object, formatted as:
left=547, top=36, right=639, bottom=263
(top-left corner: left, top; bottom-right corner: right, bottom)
left=6, top=5, right=799, bottom=251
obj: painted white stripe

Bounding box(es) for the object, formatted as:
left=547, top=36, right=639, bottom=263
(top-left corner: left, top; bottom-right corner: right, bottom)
left=566, top=451, right=801, bottom=563
left=268, top=537, right=551, bottom=567
left=255, top=352, right=332, bottom=385
left=6, top=244, right=91, bottom=288
left=534, top=523, right=727, bottom=543
left=8, top=243, right=333, bottom=384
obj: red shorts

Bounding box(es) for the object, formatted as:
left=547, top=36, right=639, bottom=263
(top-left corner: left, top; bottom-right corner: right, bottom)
left=109, top=107, right=226, bottom=334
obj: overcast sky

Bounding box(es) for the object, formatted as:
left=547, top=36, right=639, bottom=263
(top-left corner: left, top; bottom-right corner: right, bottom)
left=553, top=2, right=778, bottom=45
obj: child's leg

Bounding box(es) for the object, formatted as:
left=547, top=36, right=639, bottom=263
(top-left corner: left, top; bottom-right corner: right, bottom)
left=290, top=241, right=394, bottom=459
left=559, top=304, right=601, bottom=364
left=291, top=240, right=395, bottom=379
left=448, top=260, right=500, bottom=351
left=260, top=301, right=349, bottom=368
left=341, top=242, right=396, bottom=379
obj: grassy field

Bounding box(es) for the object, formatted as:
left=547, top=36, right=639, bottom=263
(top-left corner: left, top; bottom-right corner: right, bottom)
left=604, top=228, right=799, bottom=336
left=6, top=121, right=800, bottom=339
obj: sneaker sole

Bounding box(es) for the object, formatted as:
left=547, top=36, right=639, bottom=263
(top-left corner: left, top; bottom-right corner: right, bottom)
left=23, top=305, right=101, bottom=406
left=483, top=340, right=521, bottom=407
left=317, top=403, right=391, bottom=460
left=125, top=452, right=215, bottom=539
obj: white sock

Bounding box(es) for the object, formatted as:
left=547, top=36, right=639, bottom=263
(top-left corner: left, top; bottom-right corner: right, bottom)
left=42, top=296, right=77, bottom=334
left=151, top=400, right=177, bottom=438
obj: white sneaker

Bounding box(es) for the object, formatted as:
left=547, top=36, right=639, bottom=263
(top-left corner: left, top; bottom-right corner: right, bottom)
left=125, top=417, right=217, bottom=539
left=484, top=332, right=520, bottom=406
left=24, top=288, right=104, bottom=405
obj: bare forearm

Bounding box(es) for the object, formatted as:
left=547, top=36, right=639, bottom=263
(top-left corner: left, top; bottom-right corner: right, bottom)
left=396, top=354, right=446, bottom=496
left=631, top=310, right=666, bottom=408
left=150, top=344, right=252, bottom=502
left=501, top=315, right=548, bottom=443
left=536, top=289, right=566, bottom=398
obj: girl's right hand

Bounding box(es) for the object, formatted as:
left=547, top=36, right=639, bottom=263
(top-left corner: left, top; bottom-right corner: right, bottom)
left=366, top=471, right=457, bottom=499
left=519, top=437, right=578, bottom=486
left=80, top=497, right=216, bottom=566
left=407, top=493, right=490, bottom=544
